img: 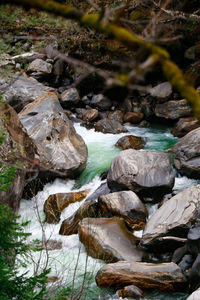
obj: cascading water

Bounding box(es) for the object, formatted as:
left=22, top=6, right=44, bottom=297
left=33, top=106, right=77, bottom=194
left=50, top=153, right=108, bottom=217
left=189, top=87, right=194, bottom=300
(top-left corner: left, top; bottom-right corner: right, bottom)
left=19, top=123, right=198, bottom=299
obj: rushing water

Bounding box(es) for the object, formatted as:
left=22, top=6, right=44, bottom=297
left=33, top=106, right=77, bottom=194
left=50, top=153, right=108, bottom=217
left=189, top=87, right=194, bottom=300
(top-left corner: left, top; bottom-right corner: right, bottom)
left=19, top=123, right=197, bottom=299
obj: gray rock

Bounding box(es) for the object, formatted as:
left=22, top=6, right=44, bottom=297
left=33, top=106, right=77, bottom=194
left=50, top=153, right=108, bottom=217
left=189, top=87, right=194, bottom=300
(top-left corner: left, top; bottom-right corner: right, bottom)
left=140, top=185, right=200, bottom=251
left=96, top=261, right=186, bottom=291
left=79, top=217, right=144, bottom=263
left=60, top=88, right=80, bottom=108
left=187, top=287, right=200, bottom=300
left=28, top=58, right=52, bottom=74
left=91, top=94, right=112, bottom=110
left=171, top=127, right=200, bottom=178
left=187, top=226, right=200, bottom=256
left=107, top=149, right=175, bottom=201
left=1, top=75, right=54, bottom=112
left=155, top=99, right=191, bottom=120
left=150, top=82, right=172, bottom=102
left=98, top=191, right=146, bottom=230
left=19, top=92, right=87, bottom=178
left=95, top=118, right=128, bottom=134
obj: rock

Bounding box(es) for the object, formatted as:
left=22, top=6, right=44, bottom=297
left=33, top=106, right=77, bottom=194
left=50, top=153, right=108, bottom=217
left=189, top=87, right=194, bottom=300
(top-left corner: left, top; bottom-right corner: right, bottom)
left=115, top=135, right=145, bottom=150
left=150, top=82, right=172, bottom=102
left=140, top=185, right=200, bottom=251
left=95, top=118, right=128, bottom=134
left=60, top=88, right=80, bottom=108
left=19, top=92, right=88, bottom=178
left=178, top=254, right=193, bottom=272
left=187, top=226, right=200, bottom=256
left=118, top=285, right=144, bottom=299
left=79, top=217, right=143, bottom=263
left=27, top=58, right=52, bottom=74
left=44, top=190, right=90, bottom=223
left=60, top=183, right=109, bottom=235
left=155, top=99, right=191, bottom=120
left=172, top=245, right=187, bottom=264
left=12, top=52, right=46, bottom=64
left=0, top=101, right=35, bottom=212
left=107, top=149, right=175, bottom=201
left=187, top=287, right=200, bottom=300
left=96, top=261, right=186, bottom=291
left=190, top=254, right=200, bottom=290
left=91, top=94, right=112, bottom=110
left=82, top=109, right=98, bottom=122
left=107, top=110, right=124, bottom=123
left=98, top=191, right=146, bottom=230
left=171, top=127, right=200, bottom=178
left=171, top=117, right=200, bottom=137
left=1, top=75, right=54, bottom=112
left=123, top=112, right=144, bottom=124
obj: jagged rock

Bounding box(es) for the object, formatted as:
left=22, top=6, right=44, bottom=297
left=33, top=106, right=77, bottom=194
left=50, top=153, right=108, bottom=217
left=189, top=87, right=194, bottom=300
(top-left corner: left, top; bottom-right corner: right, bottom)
left=171, top=117, right=200, bottom=137
left=96, top=261, right=186, bottom=291
left=91, top=94, right=112, bottom=110
left=28, top=58, right=52, bottom=74
left=98, top=191, right=146, bottom=230
left=123, top=112, right=144, bottom=124
left=115, top=135, right=145, bottom=150
left=140, top=185, right=200, bottom=251
left=107, top=149, right=175, bottom=201
left=155, top=99, right=191, bottom=120
left=60, top=88, right=80, bottom=108
left=79, top=217, right=143, bottom=263
left=187, top=226, right=200, bottom=256
left=150, top=82, right=172, bottom=102
left=118, top=285, right=144, bottom=299
left=44, top=190, right=90, bottom=224
left=1, top=75, right=54, bottom=112
left=0, top=101, right=35, bottom=211
left=95, top=118, right=128, bottom=134
left=19, top=92, right=88, bottom=178
left=171, top=127, right=200, bottom=178
left=59, top=183, right=109, bottom=235
left=82, top=109, right=98, bottom=122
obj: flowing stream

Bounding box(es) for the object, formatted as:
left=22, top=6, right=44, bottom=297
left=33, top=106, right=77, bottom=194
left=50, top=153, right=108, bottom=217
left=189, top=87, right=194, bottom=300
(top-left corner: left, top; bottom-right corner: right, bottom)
left=19, top=123, right=199, bottom=299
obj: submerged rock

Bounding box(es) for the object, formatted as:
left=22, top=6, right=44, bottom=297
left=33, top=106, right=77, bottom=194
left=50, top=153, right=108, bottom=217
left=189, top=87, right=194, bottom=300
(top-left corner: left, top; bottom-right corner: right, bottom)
left=95, top=118, right=128, bottom=134
left=0, top=101, right=35, bottom=211
left=140, top=185, right=200, bottom=251
left=107, top=149, right=175, bottom=201
left=98, top=191, right=146, bottom=230
left=79, top=217, right=143, bottom=263
left=96, top=261, right=186, bottom=291
left=44, top=190, right=90, bottom=223
left=115, top=135, right=145, bottom=150
left=171, top=127, right=200, bottom=178
left=19, top=92, right=88, bottom=178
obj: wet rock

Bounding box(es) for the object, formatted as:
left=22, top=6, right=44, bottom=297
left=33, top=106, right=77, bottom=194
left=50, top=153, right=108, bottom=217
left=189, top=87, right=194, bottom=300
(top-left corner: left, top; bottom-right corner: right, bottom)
left=187, top=226, right=200, bottom=256
left=82, top=109, right=98, bottom=122
left=60, top=88, right=80, bottom=108
left=107, top=110, right=124, bottom=123
left=96, top=261, right=186, bottom=291
left=0, top=101, right=35, bottom=212
left=107, top=149, right=175, bottom=201
left=155, top=99, right=191, bottom=120
left=190, top=254, right=200, bottom=290
left=1, top=75, right=54, bottom=112
left=140, top=185, right=200, bottom=251
left=98, top=191, right=146, bottom=230
left=91, top=94, right=112, bottom=110
left=138, top=120, right=150, bottom=128
left=118, top=285, right=144, bottom=299
left=19, top=92, right=88, bottom=178
left=150, top=82, right=172, bottom=102
left=44, top=190, right=90, bottom=223
left=79, top=217, right=143, bottom=263
left=178, top=254, right=193, bottom=272
left=115, top=135, right=145, bottom=150
left=172, top=245, right=187, bottom=264
left=28, top=58, right=52, bottom=74
left=171, top=127, right=200, bottom=178
left=95, top=118, right=128, bottom=134
left=123, top=112, right=144, bottom=124
left=60, top=183, right=109, bottom=235
left=171, top=117, right=200, bottom=137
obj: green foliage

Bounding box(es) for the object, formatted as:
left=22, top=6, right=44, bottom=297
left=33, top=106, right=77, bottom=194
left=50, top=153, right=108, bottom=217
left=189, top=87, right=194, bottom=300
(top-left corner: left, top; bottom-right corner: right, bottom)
left=0, top=166, right=15, bottom=191
left=0, top=205, right=49, bottom=300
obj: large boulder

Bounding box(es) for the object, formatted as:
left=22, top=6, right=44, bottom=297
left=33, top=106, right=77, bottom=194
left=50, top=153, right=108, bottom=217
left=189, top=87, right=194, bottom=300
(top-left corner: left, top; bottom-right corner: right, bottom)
left=19, top=92, right=88, bottom=178
left=155, top=99, right=191, bottom=120
left=0, top=101, right=35, bottom=211
left=98, top=191, right=146, bottom=230
left=96, top=261, right=186, bottom=291
left=171, top=127, right=200, bottom=178
left=44, top=190, right=90, bottom=224
left=171, top=117, right=200, bottom=137
left=79, top=217, right=144, bottom=263
left=107, top=149, right=175, bottom=201
left=1, top=75, right=54, bottom=112
left=140, top=185, right=200, bottom=251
